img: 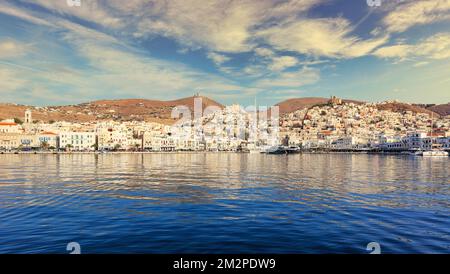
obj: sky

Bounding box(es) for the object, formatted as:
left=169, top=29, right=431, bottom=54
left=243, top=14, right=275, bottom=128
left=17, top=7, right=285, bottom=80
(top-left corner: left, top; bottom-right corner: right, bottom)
left=0, top=0, right=449, bottom=106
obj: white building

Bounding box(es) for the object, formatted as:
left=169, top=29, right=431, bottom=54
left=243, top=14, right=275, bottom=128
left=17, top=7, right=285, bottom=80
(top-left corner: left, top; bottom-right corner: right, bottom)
left=0, top=121, right=22, bottom=133
left=38, top=132, right=59, bottom=149
left=59, top=132, right=96, bottom=151
left=406, top=132, right=428, bottom=150
left=0, top=133, right=20, bottom=150
left=330, top=136, right=365, bottom=150
left=143, top=132, right=176, bottom=151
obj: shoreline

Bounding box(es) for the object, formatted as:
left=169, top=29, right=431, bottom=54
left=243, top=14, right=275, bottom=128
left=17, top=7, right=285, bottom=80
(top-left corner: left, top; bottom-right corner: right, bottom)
left=1, top=150, right=449, bottom=156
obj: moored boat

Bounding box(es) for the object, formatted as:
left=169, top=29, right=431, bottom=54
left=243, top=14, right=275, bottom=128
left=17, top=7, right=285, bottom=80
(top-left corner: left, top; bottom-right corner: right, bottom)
left=422, top=150, right=448, bottom=157
left=414, top=150, right=449, bottom=157
left=264, top=146, right=300, bottom=154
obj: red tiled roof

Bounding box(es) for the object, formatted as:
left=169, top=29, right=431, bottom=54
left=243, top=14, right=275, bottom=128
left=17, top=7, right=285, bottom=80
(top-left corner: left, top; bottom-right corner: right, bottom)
left=427, top=132, right=444, bottom=137
left=0, top=122, right=17, bottom=126
left=41, top=131, right=57, bottom=135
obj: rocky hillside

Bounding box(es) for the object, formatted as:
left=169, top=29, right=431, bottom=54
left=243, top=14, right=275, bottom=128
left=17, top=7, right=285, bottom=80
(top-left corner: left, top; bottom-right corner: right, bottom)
left=0, top=95, right=444, bottom=124
left=427, top=103, right=450, bottom=116
left=275, top=97, right=363, bottom=114
left=376, top=102, right=439, bottom=116
left=0, top=96, right=223, bottom=125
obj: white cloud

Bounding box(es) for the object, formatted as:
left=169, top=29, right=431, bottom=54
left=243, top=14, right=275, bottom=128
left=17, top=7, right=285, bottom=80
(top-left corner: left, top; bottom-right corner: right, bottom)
left=133, top=0, right=322, bottom=53
left=0, top=16, right=247, bottom=104
left=268, top=56, right=299, bottom=71
left=383, top=0, right=450, bottom=33
left=0, top=2, right=52, bottom=26
left=257, top=18, right=388, bottom=58
left=207, top=52, right=231, bottom=66
left=373, top=44, right=412, bottom=59
left=21, top=0, right=122, bottom=28
left=254, top=48, right=275, bottom=57
left=0, top=68, right=27, bottom=91
left=2, top=0, right=390, bottom=61
left=255, top=67, right=320, bottom=89
left=413, top=61, right=429, bottom=67
left=374, top=32, right=450, bottom=60
left=0, top=39, right=29, bottom=58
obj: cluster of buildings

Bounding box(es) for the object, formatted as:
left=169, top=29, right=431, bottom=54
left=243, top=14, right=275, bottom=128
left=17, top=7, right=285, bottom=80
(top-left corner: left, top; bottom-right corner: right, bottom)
left=1, top=98, right=450, bottom=153
left=280, top=99, right=450, bottom=151
left=0, top=106, right=277, bottom=152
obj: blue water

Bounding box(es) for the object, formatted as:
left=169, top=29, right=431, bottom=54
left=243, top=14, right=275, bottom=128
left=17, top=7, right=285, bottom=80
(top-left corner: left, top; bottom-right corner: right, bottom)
left=0, top=153, right=449, bottom=253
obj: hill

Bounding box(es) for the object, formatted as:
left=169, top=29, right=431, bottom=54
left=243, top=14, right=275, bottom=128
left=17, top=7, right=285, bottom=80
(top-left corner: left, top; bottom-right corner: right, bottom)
left=376, top=102, right=439, bottom=116
left=275, top=97, right=364, bottom=114
left=0, top=96, right=445, bottom=124
left=0, top=96, right=223, bottom=125
left=427, top=103, right=450, bottom=116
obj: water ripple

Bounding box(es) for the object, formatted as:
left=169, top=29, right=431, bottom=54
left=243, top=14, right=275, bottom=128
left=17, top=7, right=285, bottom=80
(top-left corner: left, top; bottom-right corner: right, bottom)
left=0, top=153, right=449, bottom=253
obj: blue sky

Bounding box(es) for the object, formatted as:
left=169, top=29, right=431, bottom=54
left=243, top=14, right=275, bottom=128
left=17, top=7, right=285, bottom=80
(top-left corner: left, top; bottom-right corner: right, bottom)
left=0, top=0, right=449, bottom=106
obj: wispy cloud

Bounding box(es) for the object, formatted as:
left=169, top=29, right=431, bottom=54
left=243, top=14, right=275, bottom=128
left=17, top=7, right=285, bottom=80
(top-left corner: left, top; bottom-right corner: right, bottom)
left=0, top=39, right=29, bottom=58
left=257, top=18, right=388, bottom=58
left=21, top=0, right=122, bottom=28
left=255, top=67, right=320, bottom=89
left=374, top=32, right=450, bottom=61
left=207, top=52, right=231, bottom=66
left=0, top=0, right=450, bottom=105
left=382, top=0, right=450, bottom=33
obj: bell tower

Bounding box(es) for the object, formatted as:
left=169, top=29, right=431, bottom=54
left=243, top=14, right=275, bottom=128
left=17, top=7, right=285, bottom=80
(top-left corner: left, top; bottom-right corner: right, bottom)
left=25, top=109, right=32, bottom=124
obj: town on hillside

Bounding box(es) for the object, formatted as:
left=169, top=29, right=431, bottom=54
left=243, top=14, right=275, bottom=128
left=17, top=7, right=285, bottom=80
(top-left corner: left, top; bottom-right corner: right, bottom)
left=0, top=96, right=449, bottom=154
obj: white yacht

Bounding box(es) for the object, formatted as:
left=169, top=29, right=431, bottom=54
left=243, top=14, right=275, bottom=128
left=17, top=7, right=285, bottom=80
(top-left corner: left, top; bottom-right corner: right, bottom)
left=415, top=150, right=449, bottom=157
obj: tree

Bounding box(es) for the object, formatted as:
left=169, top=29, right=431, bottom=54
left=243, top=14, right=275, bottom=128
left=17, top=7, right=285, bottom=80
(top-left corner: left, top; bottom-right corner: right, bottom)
left=40, top=141, right=49, bottom=150
left=66, top=144, right=73, bottom=151
left=113, top=144, right=121, bottom=151
left=14, top=118, right=23, bottom=124
left=91, top=143, right=98, bottom=151
left=134, top=143, right=141, bottom=151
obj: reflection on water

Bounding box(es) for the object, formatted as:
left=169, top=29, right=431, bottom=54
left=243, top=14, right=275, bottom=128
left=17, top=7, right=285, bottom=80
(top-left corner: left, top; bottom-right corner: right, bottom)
left=0, top=153, right=449, bottom=253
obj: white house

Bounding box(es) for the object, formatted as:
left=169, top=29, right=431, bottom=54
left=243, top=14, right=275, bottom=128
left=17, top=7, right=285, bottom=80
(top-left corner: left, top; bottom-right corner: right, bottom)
left=0, top=121, right=22, bottom=133
left=59, top=132, right=96, bottom=151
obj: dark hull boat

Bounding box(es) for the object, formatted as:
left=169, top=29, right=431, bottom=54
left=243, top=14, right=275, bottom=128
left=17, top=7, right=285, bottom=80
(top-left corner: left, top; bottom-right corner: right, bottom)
left=265, top=146, right=300, bottom=155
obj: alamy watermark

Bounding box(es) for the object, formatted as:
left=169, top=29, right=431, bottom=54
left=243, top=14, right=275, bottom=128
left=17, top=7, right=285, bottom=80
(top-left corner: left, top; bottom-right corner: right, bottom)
left=366, top=0, right=382, bottom=7
left=170, top=97, right=280, bottom=147
left=64, top=241, right=380, bottom=253
left=67, top=0, right=81, bottom=7
left=66, top=242, right=81, bottom=254
left=366, top=242, right=381, bottom=254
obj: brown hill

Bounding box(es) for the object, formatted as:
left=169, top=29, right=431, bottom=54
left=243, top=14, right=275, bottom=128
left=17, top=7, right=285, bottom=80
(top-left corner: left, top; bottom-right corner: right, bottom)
left=1, top=96, right=445, bottom=124
left=376, top=102, right=439, bottom=116
left=275, top=97, right=329, bottom=114
left=0, top=96, right=223, bottom=125
left=427, top=103, right=450, bottom=116
left=275, top=97, right=364, bottom=114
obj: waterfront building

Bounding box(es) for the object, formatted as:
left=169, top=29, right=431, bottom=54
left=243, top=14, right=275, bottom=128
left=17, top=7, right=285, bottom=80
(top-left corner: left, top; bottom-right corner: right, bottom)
left=18, top=134, right=39, bottom=149
left=406, top=132, right=428, bottom=150
left=0, top=121, right=22, bottom=133
left=59, top=132, right=96, bottom=151
left=437, top=137, right=450, bottom=150
left=143, top=132, right=176, bottom=151
left=0, top=133, right=20, bottom=150
left=38, top=132, right=58, bottom=149
left=330, top=136, right=363, bottom=150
